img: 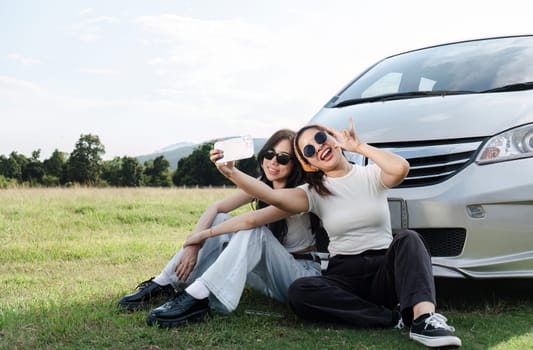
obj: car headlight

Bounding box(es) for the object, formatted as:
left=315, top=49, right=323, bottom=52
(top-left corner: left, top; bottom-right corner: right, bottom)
left=476, top=123, right=533, bottom=164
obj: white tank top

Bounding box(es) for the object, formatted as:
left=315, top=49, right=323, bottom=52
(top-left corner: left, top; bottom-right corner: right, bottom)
left=283, top=212, right=316, bottom=253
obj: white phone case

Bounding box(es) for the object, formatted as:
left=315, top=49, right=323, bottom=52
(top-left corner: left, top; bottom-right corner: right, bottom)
left=214, top=135, right=254, bottom=162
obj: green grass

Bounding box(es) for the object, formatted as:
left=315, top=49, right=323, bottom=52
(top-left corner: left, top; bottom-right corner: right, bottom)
left=1, top=188, right=532, bottom=349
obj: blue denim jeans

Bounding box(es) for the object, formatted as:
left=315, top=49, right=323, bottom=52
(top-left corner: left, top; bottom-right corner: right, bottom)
left=155, top=214, right=321, bottom=313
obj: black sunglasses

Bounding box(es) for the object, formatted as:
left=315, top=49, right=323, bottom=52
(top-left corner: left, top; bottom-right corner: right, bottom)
left=264, top=149, right=292, bottom=165
left=303, top=131, right=328, bottom=158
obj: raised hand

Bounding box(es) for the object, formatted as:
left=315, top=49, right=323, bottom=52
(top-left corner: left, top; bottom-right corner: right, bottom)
left=210, top=148, right=235, bottom=178
left=324, top=117, right=363, bottom=154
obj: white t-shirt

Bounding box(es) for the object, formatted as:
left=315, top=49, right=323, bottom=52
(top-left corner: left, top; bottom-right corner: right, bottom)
left=283, top=212, right=316, bottom=253
left=299, top=164, right=392, bottom=256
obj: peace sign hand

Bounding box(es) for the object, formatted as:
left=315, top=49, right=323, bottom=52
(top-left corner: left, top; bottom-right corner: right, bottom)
left=323, top=117, right=363, bottom=154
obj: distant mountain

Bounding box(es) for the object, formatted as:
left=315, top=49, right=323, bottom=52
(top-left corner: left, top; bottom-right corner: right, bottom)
left=136, top=138, right=267, bottom=170
left=155, top=142, right=195, bottom=153
left=136, top=143, right=198, bottom=170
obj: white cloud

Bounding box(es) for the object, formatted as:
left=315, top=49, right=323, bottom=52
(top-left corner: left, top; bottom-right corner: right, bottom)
left=137, top=15, right=270, bottom=68
left=79, top=8, right=93, bottom=16
left=79, top=33, right=99, bottom=43
left=124, top=14, right=345, bottom=151
left=7, top=53, right=42, bottom=65
left=133, top=13, right=350, bottom=130
left=0, top=75, right=41, bottom=93
left=82, top=16, right=118, bottom=25
left=73, top=15, right=120, bottom=43
left=79, top=67, right=120, bottom=75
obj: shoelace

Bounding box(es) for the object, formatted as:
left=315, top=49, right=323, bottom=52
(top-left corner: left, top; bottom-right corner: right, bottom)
left=395, top=318, right=405, bottom=330
left=152, top=292, right=186, bottom=311
left=135, top=277, right=155, bottom=290
left=424, top=313, right=455, bottom=332
left=168, top=291, right=190, bottom=304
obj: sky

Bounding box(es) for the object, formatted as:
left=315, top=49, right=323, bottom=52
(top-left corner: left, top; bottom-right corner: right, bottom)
left=1, top=0, right=532, bottom=160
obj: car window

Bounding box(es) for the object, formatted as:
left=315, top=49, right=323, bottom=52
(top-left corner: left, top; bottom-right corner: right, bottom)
left=331, top=36, right=533, bottom=106
left=361, top=72, right=401, bottom=97
left=420, top=77, right=436, bottom=90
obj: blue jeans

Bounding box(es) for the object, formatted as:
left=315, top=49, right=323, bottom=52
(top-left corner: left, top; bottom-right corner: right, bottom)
left=155, top=214, right=321, bottom=313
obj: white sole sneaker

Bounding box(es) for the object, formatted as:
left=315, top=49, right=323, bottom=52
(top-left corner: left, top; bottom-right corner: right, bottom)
left=409, top=332, right=462, bottom=347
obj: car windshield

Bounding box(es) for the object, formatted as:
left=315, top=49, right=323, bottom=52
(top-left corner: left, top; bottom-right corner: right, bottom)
left=328, top=36, right=533, bottom=108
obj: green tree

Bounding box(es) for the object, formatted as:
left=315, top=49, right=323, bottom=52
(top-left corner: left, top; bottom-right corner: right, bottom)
left=43, top=149, right=68, bottom=184
left=172, top=143, right=227, bottom=186
left=171, top=143, right=258, bottom=186
left=101, top=157, right=122, bottom=186
left=1, top=152, right=26, bottom=182
left=0, top=174, right=17, bottom=188
left=0, top=155, right=10, bottom=178
left=237, top=157, right=260, bottom=177
left=23, top=150, right=45, bottom=185
left=101, top=156, right=144, bottom=187
left=67, top=134, right=105, bottom=185
left=143, top=155, right=171, bottom=187
left=121, top=156, right=144, bottom=187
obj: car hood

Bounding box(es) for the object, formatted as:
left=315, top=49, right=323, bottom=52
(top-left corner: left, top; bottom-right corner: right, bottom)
left=309, top=91, right=533, bottom=143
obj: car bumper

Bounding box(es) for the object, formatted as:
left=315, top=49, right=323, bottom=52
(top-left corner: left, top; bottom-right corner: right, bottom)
left=390, top=157, right=533, bottom=278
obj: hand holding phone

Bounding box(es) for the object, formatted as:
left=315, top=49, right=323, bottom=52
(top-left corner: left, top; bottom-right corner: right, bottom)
left=214, top=135, right=254, bottom=163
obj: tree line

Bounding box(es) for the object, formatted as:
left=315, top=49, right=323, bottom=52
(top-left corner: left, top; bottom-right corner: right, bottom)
left=0, top=134, right=259, bottom=188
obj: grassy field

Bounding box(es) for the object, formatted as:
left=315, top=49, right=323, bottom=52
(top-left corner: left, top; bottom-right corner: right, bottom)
left=1, top=188, right=532, bottom=349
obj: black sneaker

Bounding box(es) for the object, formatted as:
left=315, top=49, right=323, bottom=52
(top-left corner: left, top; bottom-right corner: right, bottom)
left=409, top=312, right=462, bottom=348
left=392, top=305, right=404, bottom=330
left=146, top=291, right=209, bottom=328
left=118, top=277, right=176, bottom=311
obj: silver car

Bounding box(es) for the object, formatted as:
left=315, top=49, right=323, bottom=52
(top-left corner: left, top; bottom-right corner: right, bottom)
left=309, top=35, right=533, bottom=279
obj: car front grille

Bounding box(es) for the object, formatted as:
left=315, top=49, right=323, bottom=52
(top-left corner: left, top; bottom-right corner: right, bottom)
left=372, top=138, right=485, bottom=188
left=412, top=228, right=467, bottom=257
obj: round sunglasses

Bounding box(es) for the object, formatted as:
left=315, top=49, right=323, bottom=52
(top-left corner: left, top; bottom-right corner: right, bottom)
left=303, top=131, right=328, bottom=158
left=263, top=149, right=292, bottom=165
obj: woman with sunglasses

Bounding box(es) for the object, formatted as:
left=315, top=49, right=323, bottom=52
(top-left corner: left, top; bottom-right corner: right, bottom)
left=118, top=129, right=324, bottom=328
left=210, top=118, right=461, bottom=348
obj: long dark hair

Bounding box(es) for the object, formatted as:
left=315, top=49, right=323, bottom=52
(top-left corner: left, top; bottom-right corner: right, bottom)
left=256, top=129, right=304, bottom=192
left=294, top=124, right=332, bottom=196
left=254, top=129, right=322, bottom=245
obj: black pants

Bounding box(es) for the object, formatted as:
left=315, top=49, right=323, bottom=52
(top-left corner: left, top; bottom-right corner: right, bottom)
left=288, top=229, right=435, bottom=328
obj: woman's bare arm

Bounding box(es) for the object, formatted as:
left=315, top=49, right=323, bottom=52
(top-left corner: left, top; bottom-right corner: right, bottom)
left=183, top=205, right=294, bottom=246
left=191, top=190, right=254, bottom=233
left=210, top=148, right=309, bottom=213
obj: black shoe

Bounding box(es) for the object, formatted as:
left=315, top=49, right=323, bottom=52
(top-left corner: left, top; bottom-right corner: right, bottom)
left=409, top=312, right=462, bottom=348
left=146, top=291, right=209, bottom=328
left=118, top=277, right=176, bottom=311
left=392, top=304, right=404, bottom=330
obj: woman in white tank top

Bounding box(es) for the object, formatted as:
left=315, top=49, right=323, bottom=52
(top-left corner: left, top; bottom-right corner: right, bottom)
left=119, top=129, right=324, bottom=329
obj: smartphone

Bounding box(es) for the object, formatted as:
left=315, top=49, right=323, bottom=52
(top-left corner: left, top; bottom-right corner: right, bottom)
left=214, top=135, right=254, bottom=163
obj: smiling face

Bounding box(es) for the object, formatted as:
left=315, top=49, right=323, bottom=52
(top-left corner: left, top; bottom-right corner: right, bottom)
left=261, top=138, right=294, bottom=188
left=297, top=127, right=341, bottom=173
